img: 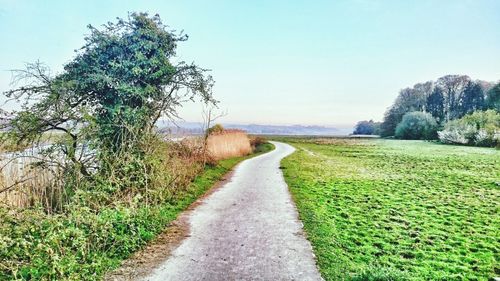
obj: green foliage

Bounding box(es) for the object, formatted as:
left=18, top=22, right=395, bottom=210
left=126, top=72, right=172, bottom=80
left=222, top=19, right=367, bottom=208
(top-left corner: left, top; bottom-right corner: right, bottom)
left=380, top=82, right=432, bottom=137
left=353, top=120, right=381, bottom=135
left=207, top=123, right=224, bottom=135
left=1, top=13, right=215, bottom=211
left=380, top=106, right=402, bottom=137
left=485, top=82, right=500, bottom=111
left=438, top=110, right=500, bottom=147
left=457, top=81, right=485, bottom=118
left=252, top=142, right=274, bottom=153
left=380, top=75, right=492, bottom=136
left=279, top=137, right=499, bottom=280
left=425, top=87, right=445, bottom=123
left=61, top=13, right=213, bottom=153
left=0, top=143, right=274, bottom=280
left=395, top=111, right=438, bottom=140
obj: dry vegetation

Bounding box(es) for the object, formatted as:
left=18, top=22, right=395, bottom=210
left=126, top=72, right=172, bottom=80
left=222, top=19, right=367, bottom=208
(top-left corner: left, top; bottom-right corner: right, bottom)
left=0, top=145, right=64, bottom=211
left=0, top=132, right=273, bottom=280
left=207, top=130, right=252, bottom=160
left=0, top=130, right=257, bottom=209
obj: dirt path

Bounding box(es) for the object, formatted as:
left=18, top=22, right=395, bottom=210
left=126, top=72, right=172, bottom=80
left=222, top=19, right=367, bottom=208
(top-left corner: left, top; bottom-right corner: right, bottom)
left=143, top=141, right=322, bottom=281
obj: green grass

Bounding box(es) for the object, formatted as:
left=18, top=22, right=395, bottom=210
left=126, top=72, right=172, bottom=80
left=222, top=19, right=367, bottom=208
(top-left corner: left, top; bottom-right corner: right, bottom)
left=0, top=143, right=275, bottom=280
left=278, top=138, right=499, bottom=280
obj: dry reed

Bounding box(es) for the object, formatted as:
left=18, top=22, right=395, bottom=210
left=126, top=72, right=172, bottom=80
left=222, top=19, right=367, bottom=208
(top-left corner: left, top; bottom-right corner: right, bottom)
left=0, top=152, right=64, bottom=210
left=207, top=130, right=252, bottom=160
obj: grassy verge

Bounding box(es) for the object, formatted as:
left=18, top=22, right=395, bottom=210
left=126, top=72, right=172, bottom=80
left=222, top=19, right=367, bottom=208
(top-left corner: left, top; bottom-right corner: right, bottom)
left=0, top=142, right=274, bottom=280
left=278, top=137, right=499, bottom=280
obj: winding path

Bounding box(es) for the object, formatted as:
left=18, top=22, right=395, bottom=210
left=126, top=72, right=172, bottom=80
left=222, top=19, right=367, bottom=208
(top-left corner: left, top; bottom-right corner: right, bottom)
left=144, top=141, right=322, bottom=281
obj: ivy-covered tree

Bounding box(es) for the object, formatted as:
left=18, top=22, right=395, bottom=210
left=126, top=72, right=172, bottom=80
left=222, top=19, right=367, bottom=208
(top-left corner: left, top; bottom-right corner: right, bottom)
left=2, top=13, right=214, bottom=177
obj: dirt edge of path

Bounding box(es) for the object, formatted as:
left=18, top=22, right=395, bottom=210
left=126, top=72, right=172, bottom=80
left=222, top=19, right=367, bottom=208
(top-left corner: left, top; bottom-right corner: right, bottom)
left=104, top=169, right=238, bottom=281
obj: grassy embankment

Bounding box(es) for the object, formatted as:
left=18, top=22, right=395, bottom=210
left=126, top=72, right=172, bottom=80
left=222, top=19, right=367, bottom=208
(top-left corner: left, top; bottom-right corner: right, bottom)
left=0, top=141, right=274, bottom=280
left=278, top=137, right=499, bottom=280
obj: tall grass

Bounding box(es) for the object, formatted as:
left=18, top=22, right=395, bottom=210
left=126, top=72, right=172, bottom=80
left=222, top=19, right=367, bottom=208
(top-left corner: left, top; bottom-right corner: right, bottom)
left=0, top=132, right=273, bottom=280
left=207, top=130, right=252, bottom=160
left=0, top=149, right=67, bottom=211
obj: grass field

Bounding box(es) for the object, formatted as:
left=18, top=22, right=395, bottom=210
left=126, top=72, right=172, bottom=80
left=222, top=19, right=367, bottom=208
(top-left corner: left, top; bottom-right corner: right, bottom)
left=279, top=138, right=499, bottom=280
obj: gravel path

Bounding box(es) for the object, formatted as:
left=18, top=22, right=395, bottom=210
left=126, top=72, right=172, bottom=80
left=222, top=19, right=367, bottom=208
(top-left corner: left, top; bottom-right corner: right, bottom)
left=144, top=141, right=322, bottom=281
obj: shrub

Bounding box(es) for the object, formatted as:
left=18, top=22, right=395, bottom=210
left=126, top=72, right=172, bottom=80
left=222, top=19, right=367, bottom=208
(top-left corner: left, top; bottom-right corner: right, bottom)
left=0, top=138, right=208, bottom=280
left=438, top=110, right=500, bottom=147
left=207, top=124, right=224, bottom=135
left=250, top=136, right=267, bottom=148
left=353, top=120, right=382, bottom=135
left=395, top=111, right=438, bottom=140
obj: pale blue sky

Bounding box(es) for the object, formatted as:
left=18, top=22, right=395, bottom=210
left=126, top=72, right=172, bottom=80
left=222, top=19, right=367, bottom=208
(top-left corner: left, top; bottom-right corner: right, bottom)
left=1, top=0, right=499, bottom=127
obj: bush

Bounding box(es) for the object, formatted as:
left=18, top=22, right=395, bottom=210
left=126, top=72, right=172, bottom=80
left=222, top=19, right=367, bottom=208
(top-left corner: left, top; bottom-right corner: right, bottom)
left=438, top=110, right=500, bottom=147
left=207, top=124, right=224, bottom=135
left=395, top=111, right=438, bottom=140
left=353, top=120, right=381, bottom=135
left=250, top=136, right=267, bottom=148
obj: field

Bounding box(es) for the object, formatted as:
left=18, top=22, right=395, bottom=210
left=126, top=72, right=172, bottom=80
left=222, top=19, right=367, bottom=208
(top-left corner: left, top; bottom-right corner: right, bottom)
left=278, top=138, right=499, bottom=280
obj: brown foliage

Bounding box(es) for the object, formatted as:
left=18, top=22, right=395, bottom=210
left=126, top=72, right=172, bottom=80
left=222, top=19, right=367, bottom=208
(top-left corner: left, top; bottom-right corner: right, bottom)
left=207, top=130, right=252, bottom=160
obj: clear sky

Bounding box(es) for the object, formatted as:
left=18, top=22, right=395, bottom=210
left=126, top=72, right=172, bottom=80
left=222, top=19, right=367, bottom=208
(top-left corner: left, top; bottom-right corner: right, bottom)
left=1, top=0, right=499, bottom=128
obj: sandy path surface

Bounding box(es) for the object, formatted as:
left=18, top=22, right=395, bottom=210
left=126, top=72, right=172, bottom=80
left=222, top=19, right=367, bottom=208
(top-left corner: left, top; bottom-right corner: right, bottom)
left=144, top=141, right=322, bottom=281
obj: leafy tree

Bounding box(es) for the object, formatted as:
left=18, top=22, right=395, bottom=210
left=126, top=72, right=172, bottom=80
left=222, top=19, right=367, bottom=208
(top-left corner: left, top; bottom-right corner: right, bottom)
left=2, top=13, right=214, bottom=179
left=457, top=81, right=484, bottom=118
left=380, top=106, right=401, bottom=137
left=485, top=82, right=500, bottom=111
left=381, top=75, right=493, bottom=136
left=426, top=87, right=445, bottom=123
left=436, top=75, right=471, bottom=121
left=380, top=82, right=432, bottom=136
left=353, top=120, right=381, bottom=135
left=395, top=111, right=438, bottom=140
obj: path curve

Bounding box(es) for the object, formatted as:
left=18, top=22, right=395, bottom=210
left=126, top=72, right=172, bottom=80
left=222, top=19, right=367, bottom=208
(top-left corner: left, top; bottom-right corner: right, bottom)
left=144, top=141, right=322, bottom=281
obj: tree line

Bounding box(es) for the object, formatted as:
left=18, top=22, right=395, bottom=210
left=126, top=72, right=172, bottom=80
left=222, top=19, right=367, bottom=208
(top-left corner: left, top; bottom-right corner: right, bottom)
left=353, top=75, right=500, bottom=147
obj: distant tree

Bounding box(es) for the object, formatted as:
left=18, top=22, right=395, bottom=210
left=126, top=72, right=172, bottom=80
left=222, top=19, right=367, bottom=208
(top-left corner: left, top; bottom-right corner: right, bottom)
left=353, top=120, right=381, bottom=135
left=208, top=124, right=224, bottom=135
left=380, top=106, right=401, bottom=137
left=426, top=87, right=445, bottom=123
left=412, top=81, right=434, bottom=110
left=380, top=82, right=433, bottom=137
left=381, top=75, right=491, bottom=136
left=457, top=81, right=484, bottom=118
left=435, top=75, right=471, bottom=121
left=395, top=111, right=438, bottom=140
left=485, top=82, right=500, bottom=111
